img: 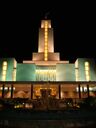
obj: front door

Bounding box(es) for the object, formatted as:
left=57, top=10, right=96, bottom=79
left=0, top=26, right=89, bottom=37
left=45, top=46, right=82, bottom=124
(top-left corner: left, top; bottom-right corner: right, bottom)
left=40, top=89, right=51, bottom=98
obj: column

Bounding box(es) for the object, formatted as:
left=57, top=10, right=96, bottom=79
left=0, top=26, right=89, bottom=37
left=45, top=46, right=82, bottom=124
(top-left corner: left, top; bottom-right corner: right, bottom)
left=87, top=84, right=89, bottom=98
left=58, top=84, right=61, bottom=99
left=31, top=84, right=33, bottom=99
left=11, top=84, right=13, bottom=98
left=78, top=84, right=81, bottom=99
left=82, top=86, right=84, bottom=98
left=2, top=84, right=4, bottom=98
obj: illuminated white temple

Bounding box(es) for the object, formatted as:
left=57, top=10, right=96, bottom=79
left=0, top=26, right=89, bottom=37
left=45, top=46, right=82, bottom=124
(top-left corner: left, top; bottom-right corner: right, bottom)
left=0, top=19, right=96, bottom=99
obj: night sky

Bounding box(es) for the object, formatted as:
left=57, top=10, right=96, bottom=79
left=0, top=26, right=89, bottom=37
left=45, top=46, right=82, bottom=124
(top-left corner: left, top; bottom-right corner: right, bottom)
left=0, top=1, right=96, bottom=63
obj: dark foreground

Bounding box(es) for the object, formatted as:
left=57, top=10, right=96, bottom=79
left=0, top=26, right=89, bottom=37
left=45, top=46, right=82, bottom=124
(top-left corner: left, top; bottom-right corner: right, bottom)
left=0, top=109, right=96, bottom=128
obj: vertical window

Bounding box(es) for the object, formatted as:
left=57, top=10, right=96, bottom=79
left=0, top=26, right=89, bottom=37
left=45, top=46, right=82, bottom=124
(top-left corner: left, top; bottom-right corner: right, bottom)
left=85, top=62, right=90, bottom=81
left=2, top=61, right=7, bottom=81
left=36, top=68, right=56, bottom=81
left=12, top=69, right=16, bottom=81
left=75, top=60, right=79, bottom=81
left=44, top=21, right=48, bottom=61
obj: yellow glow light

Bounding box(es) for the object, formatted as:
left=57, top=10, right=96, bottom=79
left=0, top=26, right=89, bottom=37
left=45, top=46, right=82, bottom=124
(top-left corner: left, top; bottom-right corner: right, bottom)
left=44, top=21, right=49, bottom=61
left=2, top=70, right=6, bottom=75
left=14, top=60, right=17, bottom=68
left=85, top=62, right=90, bottom=81
left=85, top=62, right=89, bottom=66
left=3, top=66, right=7, bottom=70
left=2, top=75, right=6, bottom=81
left=85, top=67, right=89, bottom=70
left=3, top=61, right=7, bottom=66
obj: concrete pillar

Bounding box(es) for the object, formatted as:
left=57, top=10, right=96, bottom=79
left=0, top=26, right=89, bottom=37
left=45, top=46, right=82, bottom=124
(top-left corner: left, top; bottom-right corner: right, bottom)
left=58, top=84, right=61, bottom=99
left=78, top=84, right=81, bottom=99
left=11, top=84, right=13, bottom=98
left=2, top=84, right=4, bottom=98
left=31, top=84, right=33, bottom=99
left=87, top=84, right=89, bottom=98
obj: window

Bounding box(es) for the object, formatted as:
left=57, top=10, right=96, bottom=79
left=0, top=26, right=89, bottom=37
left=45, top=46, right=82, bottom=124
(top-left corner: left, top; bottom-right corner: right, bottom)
left=2, top=61, right=7, bottom=81
left=85, top=61, right=90, bottom=81
left=36, top=67, right=56, bottom=81
left=75, top=60, right=79, bottom=81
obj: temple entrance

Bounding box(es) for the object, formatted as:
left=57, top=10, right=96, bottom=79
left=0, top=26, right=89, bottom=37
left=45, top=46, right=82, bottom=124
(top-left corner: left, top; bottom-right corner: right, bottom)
left=33, top=84, right=58, bottom=99
left=40, top=89, right=51, bottom=98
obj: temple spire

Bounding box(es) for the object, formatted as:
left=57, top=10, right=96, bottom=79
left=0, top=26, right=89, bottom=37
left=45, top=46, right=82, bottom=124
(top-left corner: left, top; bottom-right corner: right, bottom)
left=32, top=18, right=60, bottom=61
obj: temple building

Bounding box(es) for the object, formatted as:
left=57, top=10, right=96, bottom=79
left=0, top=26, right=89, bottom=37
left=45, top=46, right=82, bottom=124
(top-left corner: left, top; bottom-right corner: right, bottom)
left=0, top=19, right=96, bottom=99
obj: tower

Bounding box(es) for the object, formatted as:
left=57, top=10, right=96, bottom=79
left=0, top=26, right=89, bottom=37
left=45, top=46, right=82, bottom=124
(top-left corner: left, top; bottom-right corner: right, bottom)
left=32, top=20, right=60, bottom=61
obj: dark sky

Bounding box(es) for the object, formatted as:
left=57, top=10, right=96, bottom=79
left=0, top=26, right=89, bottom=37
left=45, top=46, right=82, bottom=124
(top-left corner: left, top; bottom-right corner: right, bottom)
left=0, top=1, right=96, bottom=63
